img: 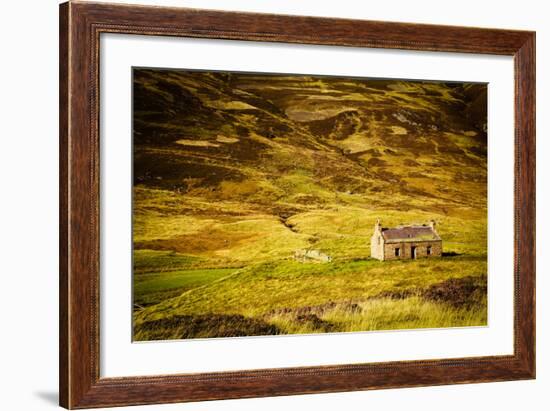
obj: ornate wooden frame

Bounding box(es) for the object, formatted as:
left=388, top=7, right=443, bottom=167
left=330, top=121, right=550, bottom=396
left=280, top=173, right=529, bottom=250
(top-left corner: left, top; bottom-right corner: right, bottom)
left=59, top=1, right=535, bottom=408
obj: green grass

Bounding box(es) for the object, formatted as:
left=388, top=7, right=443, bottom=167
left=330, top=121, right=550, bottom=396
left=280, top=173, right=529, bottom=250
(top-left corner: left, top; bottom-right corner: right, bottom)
left=131, top=71, right=488, bottom=340
left=137, top=257, right=486, bottom=317
left=132, top=186, right=488, bottom=340
left=133, top=256, right=486, bottom=339
left=134, top=296, right=486, bottom=341
left=267, top=297, right=486, bottom=335
left=134, top=267, right=238, bottom=308
left=133, top=249, right=203, bottom=274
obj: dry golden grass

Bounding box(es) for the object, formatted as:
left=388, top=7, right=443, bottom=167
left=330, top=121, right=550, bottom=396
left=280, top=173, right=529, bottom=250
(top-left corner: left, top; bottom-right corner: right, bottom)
left=132, top=70, right=488, bottom=340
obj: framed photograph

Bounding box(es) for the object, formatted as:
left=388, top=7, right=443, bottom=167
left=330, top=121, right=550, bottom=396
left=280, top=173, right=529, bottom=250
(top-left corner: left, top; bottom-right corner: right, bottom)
left=59, top=1, right=535, bottom=408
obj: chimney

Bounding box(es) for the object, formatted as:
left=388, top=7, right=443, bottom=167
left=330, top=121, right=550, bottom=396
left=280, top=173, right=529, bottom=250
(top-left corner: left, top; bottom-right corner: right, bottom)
left=429, top=220, right=436, bottom=230
left=375, top=218, right=381, bottom=233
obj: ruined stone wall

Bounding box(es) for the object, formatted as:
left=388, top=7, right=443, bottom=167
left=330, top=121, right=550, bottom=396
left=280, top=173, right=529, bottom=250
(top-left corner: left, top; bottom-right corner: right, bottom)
left=383, top=240, right=442, bottom=260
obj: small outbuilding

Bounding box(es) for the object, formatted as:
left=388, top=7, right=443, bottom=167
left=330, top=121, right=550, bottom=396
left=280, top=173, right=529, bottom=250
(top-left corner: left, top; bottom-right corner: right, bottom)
left=294, top=249, right=332, bottom=263
left=370, top=219, right=442, bottom=261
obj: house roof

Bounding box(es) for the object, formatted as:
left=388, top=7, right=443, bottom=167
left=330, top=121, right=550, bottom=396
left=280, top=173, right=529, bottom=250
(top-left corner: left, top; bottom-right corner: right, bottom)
left=381, top=225, right=440, bottom=243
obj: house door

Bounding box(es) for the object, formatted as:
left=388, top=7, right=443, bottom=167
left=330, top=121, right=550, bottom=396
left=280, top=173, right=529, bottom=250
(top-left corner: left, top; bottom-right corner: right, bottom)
left=411, top=246, right=416, bottom=259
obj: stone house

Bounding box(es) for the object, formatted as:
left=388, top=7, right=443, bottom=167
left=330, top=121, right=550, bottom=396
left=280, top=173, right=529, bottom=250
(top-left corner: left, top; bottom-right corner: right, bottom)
left=370, top=219, right=442, bottom=261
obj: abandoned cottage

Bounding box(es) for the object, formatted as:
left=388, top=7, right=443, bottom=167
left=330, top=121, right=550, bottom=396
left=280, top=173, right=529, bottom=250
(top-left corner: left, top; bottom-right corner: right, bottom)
left=370, top=219, right=442, bottom=261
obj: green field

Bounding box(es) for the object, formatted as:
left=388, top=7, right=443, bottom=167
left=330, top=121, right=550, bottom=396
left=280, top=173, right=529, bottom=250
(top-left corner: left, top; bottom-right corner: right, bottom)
left=132, top=70, right=487, bottom=341
left=133, top=198, right=487, bottom=340
left=134, top=263, right=238, bottom=309
left=134, top=253, right=487, bottom=341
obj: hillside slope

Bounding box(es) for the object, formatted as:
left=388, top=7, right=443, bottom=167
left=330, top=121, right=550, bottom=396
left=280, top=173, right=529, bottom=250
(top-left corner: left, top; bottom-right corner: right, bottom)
left=132, top=69, right=488, bottom=339
left=134, top=69, right=486, bottom=208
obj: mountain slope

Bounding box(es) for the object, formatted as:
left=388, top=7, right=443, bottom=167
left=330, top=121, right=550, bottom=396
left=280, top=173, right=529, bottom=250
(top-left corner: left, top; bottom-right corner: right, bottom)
left=133, top=70, right=486, bottom=215
left=132, top=69, right=488, bottom=339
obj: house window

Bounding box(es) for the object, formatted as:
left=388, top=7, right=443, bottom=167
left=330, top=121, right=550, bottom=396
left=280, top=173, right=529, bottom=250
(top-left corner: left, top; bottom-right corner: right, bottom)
left=395, top=248, right=400, bottom=257
left=377, top=236, right=380, bottom=245
left=427, top=246, right=432, bottom=255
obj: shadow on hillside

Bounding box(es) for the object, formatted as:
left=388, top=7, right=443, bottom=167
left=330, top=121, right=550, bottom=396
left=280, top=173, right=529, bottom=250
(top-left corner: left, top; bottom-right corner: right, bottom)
left=442, top=251, right=461, bottom=257
left=135, top=314, right=281, bottom=341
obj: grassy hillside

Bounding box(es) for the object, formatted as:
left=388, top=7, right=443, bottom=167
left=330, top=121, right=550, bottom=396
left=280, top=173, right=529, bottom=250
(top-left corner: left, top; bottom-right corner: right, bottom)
left=132, top=69, right=487, bottom=341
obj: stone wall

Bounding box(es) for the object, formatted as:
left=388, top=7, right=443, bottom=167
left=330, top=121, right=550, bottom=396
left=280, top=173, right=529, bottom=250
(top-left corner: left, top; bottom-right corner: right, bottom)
left=294, top=249, right=332, bottom=263
left=370, top=233, right=384, bottom=260
left=383, top=240, right=442, bottom=261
